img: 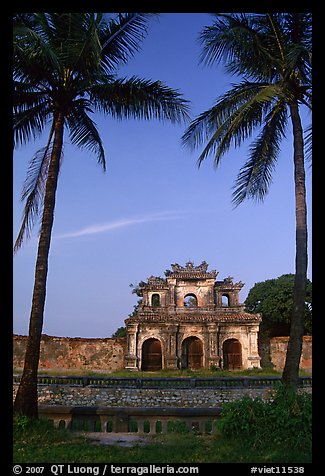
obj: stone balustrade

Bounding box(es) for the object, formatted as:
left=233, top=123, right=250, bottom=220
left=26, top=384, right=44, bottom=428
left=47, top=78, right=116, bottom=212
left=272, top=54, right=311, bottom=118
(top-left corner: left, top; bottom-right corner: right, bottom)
left=39, top=405, right=222, bottom=434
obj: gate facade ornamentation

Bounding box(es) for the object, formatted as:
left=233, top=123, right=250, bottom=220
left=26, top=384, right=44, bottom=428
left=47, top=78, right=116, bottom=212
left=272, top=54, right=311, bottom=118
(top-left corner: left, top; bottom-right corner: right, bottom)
left=125, top=261, right=261, bottom=371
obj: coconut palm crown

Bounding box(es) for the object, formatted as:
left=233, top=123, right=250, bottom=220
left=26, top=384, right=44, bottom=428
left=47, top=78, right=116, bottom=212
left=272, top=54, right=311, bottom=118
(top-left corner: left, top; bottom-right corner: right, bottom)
left=182, top=13, right=311, bottom=388
left=13, top=12, right=189, bottom=418
left=14, top=12, right=190, bottom=251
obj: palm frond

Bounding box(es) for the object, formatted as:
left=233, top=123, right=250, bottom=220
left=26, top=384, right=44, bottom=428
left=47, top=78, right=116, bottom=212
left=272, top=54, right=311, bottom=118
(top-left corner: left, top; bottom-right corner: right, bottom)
left=284, top=13, right=312, bottom=46
left=232, top=101, right=288, bottom=206
left=99, top=13, right=157, bottom=71
left=66, top=101, right=106, bottom=171
left=68, top=14, right=103, bottom=79
left=13, top=99, right=51, bottom=147
left=199, top=14, right=280, bottom=81
left=43, top=13, right=104, bottom=80
left=14, top=125, right=55, bottom=252
left=90, top=76, right=190, bottom=124
left=304, top=124, right=312, bottom=165
left=182, top=81, right=281, bottom=167
left=14, top=13, right=62, bottom=84
left=200, top=14, right=255, bottom=66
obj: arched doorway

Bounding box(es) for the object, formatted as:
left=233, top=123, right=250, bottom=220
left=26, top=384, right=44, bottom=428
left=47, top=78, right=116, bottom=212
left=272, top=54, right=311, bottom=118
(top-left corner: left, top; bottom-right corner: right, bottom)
left=141, top=338, right=162, bottom=371
left=182, top=337, right=203, bottom=369
left=223, top=338, right=242, bottom=370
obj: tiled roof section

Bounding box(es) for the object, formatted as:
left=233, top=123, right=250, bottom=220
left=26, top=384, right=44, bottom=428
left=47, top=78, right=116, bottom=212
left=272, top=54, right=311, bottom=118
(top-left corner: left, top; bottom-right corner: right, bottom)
left=125, top=311, right=262, bottom=324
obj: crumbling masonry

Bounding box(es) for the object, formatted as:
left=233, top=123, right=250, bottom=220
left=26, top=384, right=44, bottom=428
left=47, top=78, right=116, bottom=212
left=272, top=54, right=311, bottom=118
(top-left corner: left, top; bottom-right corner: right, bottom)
left=124, top=261, right=262, bottom=371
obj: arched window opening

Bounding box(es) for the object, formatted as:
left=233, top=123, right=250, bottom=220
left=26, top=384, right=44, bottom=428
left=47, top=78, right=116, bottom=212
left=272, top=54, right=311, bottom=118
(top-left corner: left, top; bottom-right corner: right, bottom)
left=184, top=294, right=198, bottom=308
left=222, top=294, right=230, bottom=307
left=141, top=338, right=162, bottom=371
left=181, top=336, right=203, bottom=369
left=151, top=294, right=160, bottom=307
left=223, top=338, right=242, bottom=370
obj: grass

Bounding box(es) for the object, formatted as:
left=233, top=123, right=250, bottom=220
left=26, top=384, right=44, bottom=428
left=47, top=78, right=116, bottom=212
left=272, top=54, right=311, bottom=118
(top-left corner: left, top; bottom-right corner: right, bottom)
left=14, top=367, right=311, bottom=377
left=13, top=370, right=312, bottom=463
left=13, top=417, right=312, bottom=464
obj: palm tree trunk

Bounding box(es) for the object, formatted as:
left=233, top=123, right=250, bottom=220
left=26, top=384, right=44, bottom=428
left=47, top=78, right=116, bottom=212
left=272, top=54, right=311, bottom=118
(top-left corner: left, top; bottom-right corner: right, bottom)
left=14, top=113, right=64, bottom=418
left=282, top=101, right=308, bottom=389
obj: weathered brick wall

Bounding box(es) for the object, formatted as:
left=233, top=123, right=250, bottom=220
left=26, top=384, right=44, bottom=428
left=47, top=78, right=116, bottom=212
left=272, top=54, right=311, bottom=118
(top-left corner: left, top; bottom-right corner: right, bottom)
left=13, top=334, right=312, bottom=372
left=258, top=335, right=312, bottom=371
left=13, top=334, right=126, bottom=372
left=269, top=336, right=312, bottom=371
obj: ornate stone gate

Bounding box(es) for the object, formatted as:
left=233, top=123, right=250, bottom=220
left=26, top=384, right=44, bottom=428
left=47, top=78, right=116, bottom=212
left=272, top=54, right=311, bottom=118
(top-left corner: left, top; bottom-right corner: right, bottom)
left=124, top=261, right=261, bottom=371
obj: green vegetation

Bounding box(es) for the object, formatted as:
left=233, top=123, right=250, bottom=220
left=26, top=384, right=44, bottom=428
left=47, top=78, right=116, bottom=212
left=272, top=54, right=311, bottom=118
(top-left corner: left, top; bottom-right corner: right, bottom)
left=111, top=327, right=127, bottom=338
left=14, top=367, right=311, bottom=378
left=108, top=368, right=277, bottom=377
left=218, top=385, right=312, bottom=453
left=245, top=274, right=312, bottom=335
left=13, top=421, right=311, bottom=464
left=14, top=386, right=312, bottom=463
left=106, top=367, right=311, bottom=378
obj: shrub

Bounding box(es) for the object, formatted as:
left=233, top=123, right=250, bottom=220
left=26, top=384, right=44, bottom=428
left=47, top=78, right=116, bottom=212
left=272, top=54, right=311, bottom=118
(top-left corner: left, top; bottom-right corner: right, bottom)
left=14, top=415, right=70, bottom=444
left=14, top=415, right=31, bottom=432
left=218, top=385, right=312, bottom=451
left=167, top=420, right=190, bottom=433
left=267, top=385, right=312, bottom=451
left=217, top=396, right=268, bottom=440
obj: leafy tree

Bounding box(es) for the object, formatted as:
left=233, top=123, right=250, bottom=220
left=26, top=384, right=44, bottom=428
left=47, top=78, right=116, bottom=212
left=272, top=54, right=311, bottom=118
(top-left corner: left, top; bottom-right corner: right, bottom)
left=111, top=326, right=127, bottom=338
left=128, top=282, right=146, bottom=317
left=129, top=281, right=147, bottom=297
left=245, top=274, right=312, bottom=336
left=182, top=13, right=311, bottom=389
left=13, top=12, right=189, bottom=418
left=184, top=295, right=198, bottom=307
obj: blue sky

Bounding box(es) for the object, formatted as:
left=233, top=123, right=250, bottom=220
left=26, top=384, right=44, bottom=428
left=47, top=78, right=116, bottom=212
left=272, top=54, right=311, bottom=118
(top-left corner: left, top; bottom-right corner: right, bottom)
left=13, top=13, right=312, bottom=338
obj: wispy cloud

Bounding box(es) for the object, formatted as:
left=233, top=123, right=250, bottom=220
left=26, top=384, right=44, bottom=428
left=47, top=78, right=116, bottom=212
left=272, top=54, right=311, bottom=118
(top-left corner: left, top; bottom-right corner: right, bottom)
left=54, top=211, right=184, bottom=240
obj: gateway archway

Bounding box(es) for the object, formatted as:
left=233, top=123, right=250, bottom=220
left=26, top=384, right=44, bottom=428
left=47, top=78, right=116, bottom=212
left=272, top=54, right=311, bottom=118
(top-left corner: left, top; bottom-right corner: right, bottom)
left=124, top=261, right=262, bottom=371
left=141, top=338, right=162, bottom=371
left=182, top=336, right=203, bottom=369
left=223, top=338, right=242, bottom=370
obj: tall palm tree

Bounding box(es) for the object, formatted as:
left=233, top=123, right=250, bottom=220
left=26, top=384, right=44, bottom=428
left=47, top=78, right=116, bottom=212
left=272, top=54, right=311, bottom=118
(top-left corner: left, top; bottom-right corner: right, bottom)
left=182, top=13, right=312, bottom=389
left=13, top=12, right=190, bottom=418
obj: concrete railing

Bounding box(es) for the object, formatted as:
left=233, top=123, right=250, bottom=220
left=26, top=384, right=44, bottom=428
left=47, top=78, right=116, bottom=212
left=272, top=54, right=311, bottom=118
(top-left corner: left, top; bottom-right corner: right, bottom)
left=39, top=405, right=222, bottom=434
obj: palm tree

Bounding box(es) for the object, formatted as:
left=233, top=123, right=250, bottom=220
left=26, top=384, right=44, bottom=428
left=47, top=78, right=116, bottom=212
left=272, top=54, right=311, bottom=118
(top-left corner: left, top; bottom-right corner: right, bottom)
left=182, top=13, right=311, bottom=389
left=13, top=12, right=190, bottom=418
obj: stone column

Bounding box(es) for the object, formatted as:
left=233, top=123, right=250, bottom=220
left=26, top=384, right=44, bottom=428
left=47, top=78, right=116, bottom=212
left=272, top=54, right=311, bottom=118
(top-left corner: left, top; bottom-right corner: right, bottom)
left=247, top=325, right=261, bottom=368
left=177, top=326, right=185, bottom=368
left=128, top=324, right=138, bottom=355
left=167, top=278, right=176, bottom=311
left=162, top=325, right=178, bottom=370
left=201, top=329, right=210, bottom=368
left=125, top=323, right=139, bottom=370
left=218, top=328, right=228, bottom=369
left=207, top=323, right=220, bottom=368
left=206, top=279, right=216, bottom=308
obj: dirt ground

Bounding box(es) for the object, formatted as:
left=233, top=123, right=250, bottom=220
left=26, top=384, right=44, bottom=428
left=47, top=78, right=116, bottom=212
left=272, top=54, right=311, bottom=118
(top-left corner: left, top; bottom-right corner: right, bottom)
left=81, top=432, right=154, bottom=447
